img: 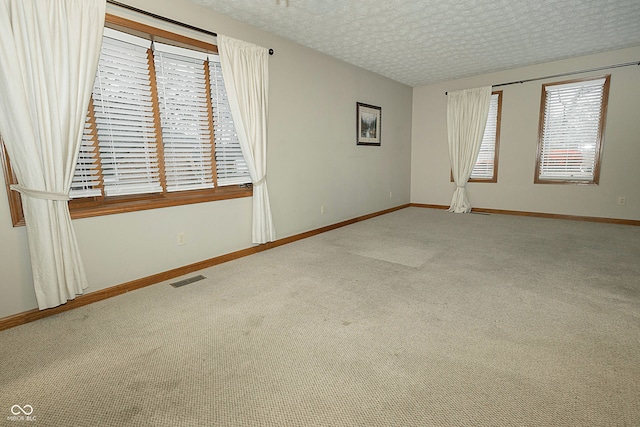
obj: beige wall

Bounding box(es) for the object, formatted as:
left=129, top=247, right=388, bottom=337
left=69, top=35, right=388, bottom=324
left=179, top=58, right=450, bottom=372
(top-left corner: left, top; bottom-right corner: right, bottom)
left=0, top=0, right=413, bottom=319
left=411, top=46, right=640, bottom=220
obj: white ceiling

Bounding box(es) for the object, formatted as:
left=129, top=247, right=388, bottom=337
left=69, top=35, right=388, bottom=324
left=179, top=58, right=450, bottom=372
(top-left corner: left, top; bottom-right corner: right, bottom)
left=191, top=0, right=640, bottom=87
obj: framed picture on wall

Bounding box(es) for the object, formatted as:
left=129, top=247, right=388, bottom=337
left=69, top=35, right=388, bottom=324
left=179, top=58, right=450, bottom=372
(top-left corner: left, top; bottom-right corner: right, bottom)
left=356, top=102, right=381, bottom=146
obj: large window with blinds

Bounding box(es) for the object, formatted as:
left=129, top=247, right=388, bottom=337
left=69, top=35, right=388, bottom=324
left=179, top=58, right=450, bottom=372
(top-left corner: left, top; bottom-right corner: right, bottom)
left=469, top=91, right=502, bottom=182
left=2, top=15, right=252, bottom=226
left=535, top=76, right=610, bottom=184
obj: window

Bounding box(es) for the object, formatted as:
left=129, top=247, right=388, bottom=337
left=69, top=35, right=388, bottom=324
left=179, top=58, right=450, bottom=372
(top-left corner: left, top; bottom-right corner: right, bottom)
left=535, top=75, right=610, bottom=184
left=450, top=91, right=502, bottom=183
left=469, top=91, right=502, bottom=182
left=2, top=15, right=252, bottom=226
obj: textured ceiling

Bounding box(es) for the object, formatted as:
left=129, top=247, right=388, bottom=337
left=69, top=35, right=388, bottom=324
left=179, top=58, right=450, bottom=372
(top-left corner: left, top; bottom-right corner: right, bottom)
left=191, top=0, right=640, bottom=87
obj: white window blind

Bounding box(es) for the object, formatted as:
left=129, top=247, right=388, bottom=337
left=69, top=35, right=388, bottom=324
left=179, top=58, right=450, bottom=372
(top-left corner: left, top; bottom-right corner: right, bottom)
left=67, top=28, right=250, bottom=202
left=154, top=43, right=214, bottom=192
left=92, top=28, right=162, bottom=196
left=209, top=55, right=251, bottom=186
left=470, top=92, right=499, bottom=180
left=69, top=114, right=102, bottom=198
left=538, top=77, right=607, bottom=182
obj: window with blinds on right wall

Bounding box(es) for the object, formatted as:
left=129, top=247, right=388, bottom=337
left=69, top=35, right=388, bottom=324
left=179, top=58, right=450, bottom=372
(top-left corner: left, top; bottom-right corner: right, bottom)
left=535, top=75, right=610, bottom=185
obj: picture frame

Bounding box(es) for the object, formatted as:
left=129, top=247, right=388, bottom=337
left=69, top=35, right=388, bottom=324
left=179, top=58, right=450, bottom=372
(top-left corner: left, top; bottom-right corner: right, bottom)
left=356, top=102, right=381, bottom=146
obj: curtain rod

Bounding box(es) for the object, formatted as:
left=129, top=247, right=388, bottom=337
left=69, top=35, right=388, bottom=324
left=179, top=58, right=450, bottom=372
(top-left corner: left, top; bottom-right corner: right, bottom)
left=106, top=0, right=275, bottom=55
left=444, top=60, right=639, bottom=95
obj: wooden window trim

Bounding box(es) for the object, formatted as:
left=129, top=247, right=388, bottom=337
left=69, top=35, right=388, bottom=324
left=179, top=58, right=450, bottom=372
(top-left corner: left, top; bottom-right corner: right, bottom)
left=85, top=98, right=106, bottom=198
left=203, top=61, right=220, bottom=188
left=1, top=140, right=23, bottom=226
left=147, top=45, right=168, bottom=193
left=534, top=75, right=610, bottom=185
left=0, top=14, right=251, bottom=228
left=105, top=14, right=218, bottom=54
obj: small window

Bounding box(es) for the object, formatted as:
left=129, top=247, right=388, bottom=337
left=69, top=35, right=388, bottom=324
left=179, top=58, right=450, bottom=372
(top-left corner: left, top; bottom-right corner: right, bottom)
left=469, top=91, right=502, bottom=182
left=535, top=75, right=610, bottom=184
left=450, top=91, right=502, bottom=183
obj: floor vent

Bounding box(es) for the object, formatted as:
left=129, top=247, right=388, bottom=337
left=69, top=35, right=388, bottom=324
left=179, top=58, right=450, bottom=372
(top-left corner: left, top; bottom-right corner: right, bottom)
left=170, top=275, right=206, bottom=288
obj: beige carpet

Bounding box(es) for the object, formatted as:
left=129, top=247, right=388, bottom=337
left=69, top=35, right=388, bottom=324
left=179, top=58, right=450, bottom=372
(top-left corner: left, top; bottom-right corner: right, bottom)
left=1, top=207, right=639, bottom=426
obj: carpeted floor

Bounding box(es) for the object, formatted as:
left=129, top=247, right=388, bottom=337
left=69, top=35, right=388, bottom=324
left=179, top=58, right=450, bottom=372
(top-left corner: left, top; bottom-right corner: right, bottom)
left=1, top=207, right=639, bottom=426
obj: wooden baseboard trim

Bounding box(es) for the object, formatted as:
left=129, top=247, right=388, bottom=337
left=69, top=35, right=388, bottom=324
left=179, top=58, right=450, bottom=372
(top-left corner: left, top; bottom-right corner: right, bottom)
left=410, top=203, right=640, bottom=226
left=410, top=203, right=449, bottom=210
left=0, top=204, right=410, bottom=331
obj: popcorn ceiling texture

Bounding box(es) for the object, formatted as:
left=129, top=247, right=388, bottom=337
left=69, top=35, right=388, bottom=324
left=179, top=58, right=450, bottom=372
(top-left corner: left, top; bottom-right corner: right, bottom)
left=192, top=0, right=640, bottom=87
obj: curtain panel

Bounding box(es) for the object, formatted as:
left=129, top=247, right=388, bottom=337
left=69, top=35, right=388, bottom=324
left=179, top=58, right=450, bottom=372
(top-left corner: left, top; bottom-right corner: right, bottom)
left=0, top=0, right=105, bottom=309
left=447, top=86, right=492, bottom=213
left=218, top=35, right=276, bottom=244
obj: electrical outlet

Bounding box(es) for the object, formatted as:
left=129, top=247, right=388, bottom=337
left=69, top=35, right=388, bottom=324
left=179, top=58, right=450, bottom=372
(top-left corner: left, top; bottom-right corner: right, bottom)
left=618, top=197, right=626, bottom=206
left=389, top=191, right=393, bottom=198
left=177, top=232, right=186, bottom=246
left=320, top=205, right=326, bottom=214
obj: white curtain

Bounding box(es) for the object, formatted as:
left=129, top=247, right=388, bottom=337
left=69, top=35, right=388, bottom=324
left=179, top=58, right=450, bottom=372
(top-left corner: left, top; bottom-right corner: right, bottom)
left=0, top=0, right=105, bottom=309
left=218, top=35, right=276, bottom=244
left=447, top=86, right=492, bottom=213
